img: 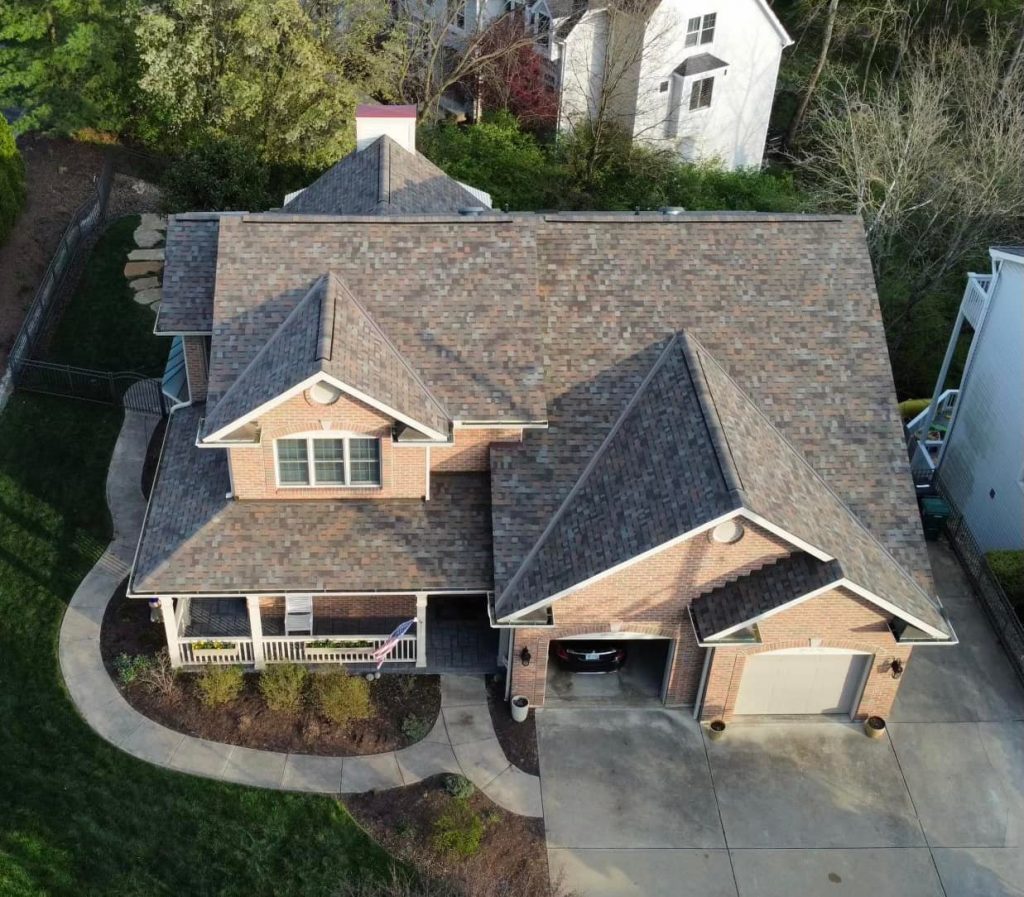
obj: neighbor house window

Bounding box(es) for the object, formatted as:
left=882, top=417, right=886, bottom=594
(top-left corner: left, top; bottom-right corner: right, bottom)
left=689, top=76, right=714, bottom=110
left=685, top=12, right=716, bottom=47
left=275, top=436, right=381, bottom=487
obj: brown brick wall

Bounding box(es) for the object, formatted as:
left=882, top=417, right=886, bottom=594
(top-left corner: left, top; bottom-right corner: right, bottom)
left=430, top=427, right=523, bottom=472
left=228, top=391, right=428, bottom=500
left=509, top=521, right=792, bottom=707
left=184, top=336, right=209, bottom=402
left=699, top=587, right=911, bottom=722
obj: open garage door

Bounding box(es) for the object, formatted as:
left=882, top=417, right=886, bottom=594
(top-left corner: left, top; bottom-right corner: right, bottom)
left=733, top=652, right=870, bottom=716
left=546, top=637, right=672, bottom=707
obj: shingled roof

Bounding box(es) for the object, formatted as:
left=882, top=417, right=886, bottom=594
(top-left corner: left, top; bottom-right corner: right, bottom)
left=281, top=136, right=485, bottom=216
left=202, top=272, right=450, bottom=442
left=156, top=214, right=232, bottom=333
left=132, top=406, right=493, bottom=594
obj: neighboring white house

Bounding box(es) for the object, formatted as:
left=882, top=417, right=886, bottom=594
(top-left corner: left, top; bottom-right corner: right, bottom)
left=908, top=246, right=1024, bottom=551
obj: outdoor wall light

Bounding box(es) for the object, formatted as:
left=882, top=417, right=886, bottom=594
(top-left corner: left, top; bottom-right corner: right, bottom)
left=520, top=647, right=532, bottom=667
left=889, top=658, right=904, bottom=680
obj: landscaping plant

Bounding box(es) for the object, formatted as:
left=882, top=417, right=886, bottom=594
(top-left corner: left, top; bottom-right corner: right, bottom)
left=259, top=662, right=308, bottom=714
left=197, top=664, right=244, bottom=707
left=313, top=668, right=372, bottom=725
left=0, top=112, right=25, bottom=246
left=138, top=647, right=180, bottom=699
left=401, top=714, right=431, bottom=743
left=113, top=652, right=153, bottom=687
left=432, top=799, right=484, bottom=857
left=442, top=774, right=475, bottom=800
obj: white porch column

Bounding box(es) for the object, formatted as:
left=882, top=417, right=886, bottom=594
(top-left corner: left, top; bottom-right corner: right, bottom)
left=247, top=595, right=266, bottom=670
left=159, top=596, right=182, bottom=668
left=415, top=593, right=428, bottom=669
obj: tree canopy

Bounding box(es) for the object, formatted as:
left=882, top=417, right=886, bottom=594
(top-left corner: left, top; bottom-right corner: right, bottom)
left=0, top=113, right=26, bottom=245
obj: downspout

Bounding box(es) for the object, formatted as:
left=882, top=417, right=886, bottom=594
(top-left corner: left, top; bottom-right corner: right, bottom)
left=693, top=647, right=713, bottom=720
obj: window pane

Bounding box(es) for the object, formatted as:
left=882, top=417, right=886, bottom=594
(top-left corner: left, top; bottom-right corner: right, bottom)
left=685, top=16, right=700, bottom=46
left=313, top=438, right=345, bottom=484
left=349, top=438, right=381, bottom=484
left=277, top=439, right=309, bottom=485
left=701, top=12, right=715, bottom=42
left=701, top=77, right=714, bottom=106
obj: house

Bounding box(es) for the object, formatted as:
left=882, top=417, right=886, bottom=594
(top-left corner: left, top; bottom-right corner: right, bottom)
left=134, top=105, right=954, bottom=724
left=907, top=246, right=1024, bottom=551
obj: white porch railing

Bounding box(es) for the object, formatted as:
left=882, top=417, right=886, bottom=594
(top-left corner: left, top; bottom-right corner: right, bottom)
left=262, top=635, right=418, bottom=665
left=962, top=274, right=991, bottom=329
left=179, top=638, right=255, bottom=665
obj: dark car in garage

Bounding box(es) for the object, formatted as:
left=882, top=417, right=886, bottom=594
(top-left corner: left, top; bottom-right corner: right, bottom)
left=552, top=641, right=627, bottom=673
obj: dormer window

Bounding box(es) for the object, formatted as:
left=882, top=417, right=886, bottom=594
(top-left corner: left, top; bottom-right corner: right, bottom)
left=275, top=436, right=381, bottom=487
left=685, top=13, right=716, bottom=47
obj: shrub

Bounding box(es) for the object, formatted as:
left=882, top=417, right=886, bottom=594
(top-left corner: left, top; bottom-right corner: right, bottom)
left=113, top=653, right=153, bottom=687
left=402, top=714, right=431, bottom=742
left=443, top=773, right=475, bottom=800
left=0, top=115, right=26, bottom=246
left=899, top=398, right=932, bottom=421
left=259, top=663, right=308, bottom=714
left=312, top=669, right=372, bottom=724
left=161, top=139, right=273, bottom=213
left=197, top=665, right=244, bottom=707
left=432, top=800, right=484, bottom=857
left=138, top=648, right=181, bottom=699
left=988, top=550, right=1024, bottom=609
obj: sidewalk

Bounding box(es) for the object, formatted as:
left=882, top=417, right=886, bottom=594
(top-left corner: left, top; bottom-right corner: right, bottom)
left=58, top=409, right=542, bottom=818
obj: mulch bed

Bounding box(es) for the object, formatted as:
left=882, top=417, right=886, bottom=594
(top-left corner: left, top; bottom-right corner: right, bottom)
left=486, top=674, right=539, bottom=775
left=100, top=587, right=441, bottom=755
left=347, top=775, right=552, bottom=897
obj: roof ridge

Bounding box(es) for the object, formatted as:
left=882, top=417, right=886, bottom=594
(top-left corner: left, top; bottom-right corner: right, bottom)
left=316, top=276, right=336, bottom=361
left=377, top=137, right=390, bottom=208
left=497, top=333, right=681, bottom=606
left=685, top=331, right=941, bottom=612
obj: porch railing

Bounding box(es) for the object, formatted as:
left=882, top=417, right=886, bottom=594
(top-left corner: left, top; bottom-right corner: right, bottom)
left=179, top=637, right=255, bottom=666
left=262, top=635, right=417, bottom=665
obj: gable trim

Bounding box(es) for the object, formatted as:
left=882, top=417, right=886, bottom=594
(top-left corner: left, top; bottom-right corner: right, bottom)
left=752, top=0, right=793, bottom=46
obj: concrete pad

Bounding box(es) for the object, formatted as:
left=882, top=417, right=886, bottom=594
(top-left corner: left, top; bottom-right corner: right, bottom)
left=139, top=213, right=166, bottom=231
left=127, top=248, right=164, bottom=261
left=222, top=745, right=287, bottom=789
left=89, top=694, right=146, bottom=747
left=340, top=753, right=403, bottom=792
left=442, top=705, right=495, bottom=745
left=452, top=737, right=509, bottom=790
left=128, top=276, right=160, bottom=292
left=396, top=740, right=461, bottom=784
left=549, top=848, right=736, bottom=897
left=890, top=722, right=1024, bottom=847
left=133, top=288, right=162, bottom=306
left=730, top=848, right=944, bottom=897
left=422, top=715, right=450, bottom=744
left=169, top=737, right=232, bottom=779
left=124, top=260, right=163, bottom=278
left=133, top=228, right=163, bottom=248
left=61, top=603, right=104, bottom=642
left=485, top=764, right=543, bottom=817
left=539, top=709, right=725, bottom=849
left=932, top=847, right=1024, bottom=897
left=708, top=723, right=923, bottom=848
left=122, top=723, right=185, bottom=766
left=282, top=754, right=344, bottom=793
left=441, top=675, right=487, bottom=707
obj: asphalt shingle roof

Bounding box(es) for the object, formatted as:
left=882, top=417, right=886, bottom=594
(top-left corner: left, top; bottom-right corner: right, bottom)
left=674, top=52, right=729, bottom=77
left=690, top=553, right=843, bottom=640
left=281, top=136, right=485, bottom=216
left=156, top=214, right=232, bottom=333
left=132, top=406, right=493, bottom=594
left=202, top=272, right=450, bottom=440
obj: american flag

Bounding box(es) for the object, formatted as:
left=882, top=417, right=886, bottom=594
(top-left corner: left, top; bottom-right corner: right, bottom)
left=372, top=618, right=417, bottom=670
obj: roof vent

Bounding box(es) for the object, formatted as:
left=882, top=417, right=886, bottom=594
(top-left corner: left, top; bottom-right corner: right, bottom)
left=458, top=206, right=487, bottom=216
left=711, top=519, right=745, bottom=544
left=307, top=381, right=342, bottom=406
left=660, top=206, right=686, bottom=215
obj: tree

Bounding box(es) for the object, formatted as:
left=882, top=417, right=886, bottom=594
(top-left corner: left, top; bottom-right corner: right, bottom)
left=785, top=0, right=839, bottom=147
left=476, top=18, right=558, bottom=130
left=0, top=114, right=26, bottom=245
left=0, top=0, right=139, bottom=134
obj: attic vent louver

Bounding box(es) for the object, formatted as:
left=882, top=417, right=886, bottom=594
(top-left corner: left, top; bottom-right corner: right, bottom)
left=458, top=206, right=487, bottom=216
left=660, top=206, right=687, bottom=215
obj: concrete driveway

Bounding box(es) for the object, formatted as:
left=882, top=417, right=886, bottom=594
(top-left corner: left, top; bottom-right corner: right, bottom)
left=539, top=543, right=1024, bottom=897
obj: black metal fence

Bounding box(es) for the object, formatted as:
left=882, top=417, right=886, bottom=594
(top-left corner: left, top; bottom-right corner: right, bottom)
left=15, top=360, right=166, bottom=415
left=924, top=472, right=1024, bottom=687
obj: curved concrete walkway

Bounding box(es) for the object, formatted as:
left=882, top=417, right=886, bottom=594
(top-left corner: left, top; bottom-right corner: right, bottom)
left=59, top=410, right=542, bottom=818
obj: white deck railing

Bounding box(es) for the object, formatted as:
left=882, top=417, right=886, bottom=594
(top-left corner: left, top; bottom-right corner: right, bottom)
left=262, top=634, right=417, bottom=665
left=962, top=274, right=991, bottom=329
left=179, top=637, right=255, bottom=665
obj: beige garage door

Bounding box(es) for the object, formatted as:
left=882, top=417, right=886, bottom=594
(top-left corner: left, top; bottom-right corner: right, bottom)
left=733, top=652, right=870, bottom=716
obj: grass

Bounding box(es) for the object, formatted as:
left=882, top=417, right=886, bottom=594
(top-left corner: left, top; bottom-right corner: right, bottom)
left=46, top=215, right=170, bottom=374
left=0, top=393, right=392, bottom=897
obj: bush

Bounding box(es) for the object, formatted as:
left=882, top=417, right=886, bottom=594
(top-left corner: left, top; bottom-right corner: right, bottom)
left=312, top=669, right=372, bottom=725
left=432, top=799, right=484, bottom=857
left=138, top=648, right=181, bottom=699
left=443, top=773, right=475, bottom=800
left=113, top=653, right=153, bottom=687
left=197, top=665, right=244, bottom=707
left=899, top=398, right=932, bottom=421
left=402, top=714, right=432, bottom=742
left=988, top=550, right=1024, bottom=609
left=161, top=139, right=273, bottom=213
left=259, top=663, right=308, bottom=713
left=0, top=115, right=26, bottom=246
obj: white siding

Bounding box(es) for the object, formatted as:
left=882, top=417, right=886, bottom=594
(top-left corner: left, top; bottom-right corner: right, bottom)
left=558, top=10, right=610, bottom=129
left=941, top=260, right=1024, bottom=550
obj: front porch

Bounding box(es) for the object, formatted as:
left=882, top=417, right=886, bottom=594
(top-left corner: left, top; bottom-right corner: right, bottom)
left=160, top=593, right=498, bottom=673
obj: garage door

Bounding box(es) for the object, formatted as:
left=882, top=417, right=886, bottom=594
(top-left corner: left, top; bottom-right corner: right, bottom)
left=733, top=652, right=870, bottom=716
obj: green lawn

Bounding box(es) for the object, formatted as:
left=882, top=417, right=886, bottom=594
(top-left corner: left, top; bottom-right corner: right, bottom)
left=46, top=215, right=170, bottom=375
left=0, top=393, right=392, bottom=897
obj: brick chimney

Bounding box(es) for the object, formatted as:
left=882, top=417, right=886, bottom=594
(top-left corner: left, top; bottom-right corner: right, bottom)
left=356, top=105, right=417, bottom=153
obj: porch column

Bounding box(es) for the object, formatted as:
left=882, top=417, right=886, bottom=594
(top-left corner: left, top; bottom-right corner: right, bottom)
left=159, top=596, right=182, bottom=668
left=415, top=593, right=428, bottom=669
left=247, top=595, right=266, bottom=670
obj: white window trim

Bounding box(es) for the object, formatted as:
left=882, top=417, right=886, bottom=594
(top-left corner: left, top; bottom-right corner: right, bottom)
left=689, top=76, right=714, bottom=112
left=274, top=433, right=382, bottom=489
left=684, top=12, right=716, bottom=48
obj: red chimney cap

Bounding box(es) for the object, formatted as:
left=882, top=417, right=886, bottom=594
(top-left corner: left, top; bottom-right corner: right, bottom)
left=356, top=104, right=417, bottom=119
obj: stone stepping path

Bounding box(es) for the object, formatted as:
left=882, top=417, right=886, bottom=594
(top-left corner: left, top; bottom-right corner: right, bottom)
left=124, top=213, right=166, bottom=311
left=58, top=410, right=542, bottom=817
